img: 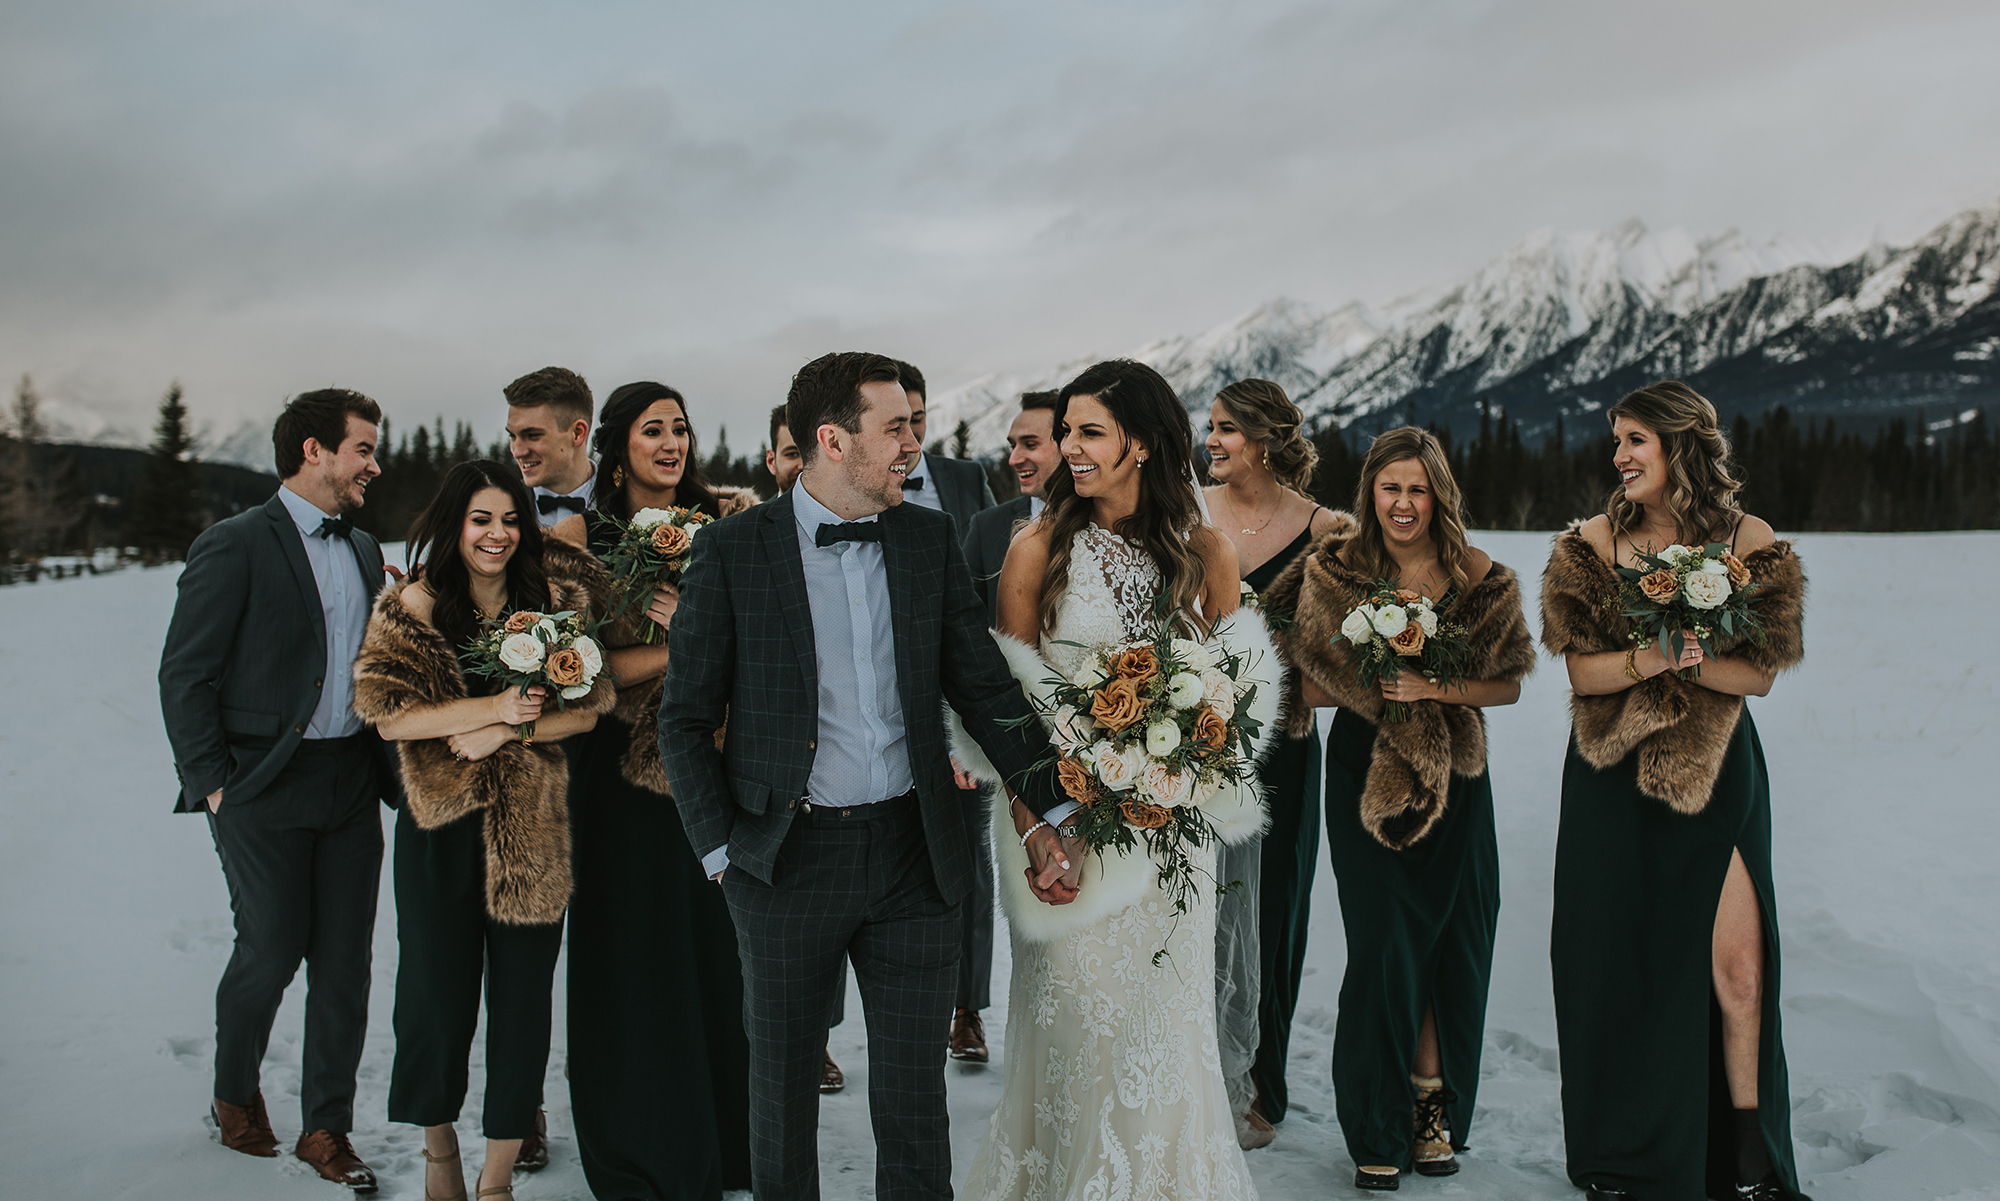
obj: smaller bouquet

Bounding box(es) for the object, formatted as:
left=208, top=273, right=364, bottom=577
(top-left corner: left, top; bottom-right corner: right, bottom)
left=1614, top=543, right=1763, bottom=680
left=600, top=506, right=714, bottom=643
left=1337, top=583, right=1473, bottom=722
left=463, top=610, right=606, bottom=734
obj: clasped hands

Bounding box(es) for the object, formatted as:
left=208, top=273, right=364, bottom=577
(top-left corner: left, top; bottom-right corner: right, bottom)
left=1013, top=796, right=1085, bottom=906
left=445, top=686, right=546, bottom=762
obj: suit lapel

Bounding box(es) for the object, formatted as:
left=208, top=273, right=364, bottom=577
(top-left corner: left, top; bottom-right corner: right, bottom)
left=351, top=531, right=385, bottom=600
left=265, top=495, right=327, bottom=650
left=760, top=496, right=820, bottom=695
left=880, top=506, right=919, bottom=715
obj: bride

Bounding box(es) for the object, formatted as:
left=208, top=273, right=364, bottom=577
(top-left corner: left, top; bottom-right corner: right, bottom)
left=954, top=359, right=1280, bottom=1201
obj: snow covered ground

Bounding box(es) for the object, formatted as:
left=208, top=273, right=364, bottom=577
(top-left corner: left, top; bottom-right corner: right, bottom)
left=3, top=530, right=1997, bottom=1200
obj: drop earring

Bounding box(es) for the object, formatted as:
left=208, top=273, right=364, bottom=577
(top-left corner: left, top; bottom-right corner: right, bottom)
left=612, top=464, right=625, bottom=488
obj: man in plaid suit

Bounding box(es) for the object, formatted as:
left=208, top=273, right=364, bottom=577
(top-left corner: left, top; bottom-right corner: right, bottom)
left=658, top=351, right=1073, bottom=1201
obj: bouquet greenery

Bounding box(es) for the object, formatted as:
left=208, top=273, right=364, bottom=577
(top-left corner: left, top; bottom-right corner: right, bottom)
left=1336, top=582, right=1473, bottom=721
left=599, top=506, right=714, bottom=644
left=1613, top=542, right=1763, bottom=680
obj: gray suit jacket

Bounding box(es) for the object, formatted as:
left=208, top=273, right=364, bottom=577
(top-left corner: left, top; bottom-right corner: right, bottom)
left=656, top=492, right=1062, bottom=897
left=919, top=455, right=997, bottom=537
left=158, top=493, right=397, bottom=812
left=961, top=494, right=1033, bottom=625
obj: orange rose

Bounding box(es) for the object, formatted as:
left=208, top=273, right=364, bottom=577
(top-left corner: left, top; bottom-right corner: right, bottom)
left=1721, top=552, right=1750, bottom=588
left=1394, top=588, right=1423, bottom=604
left=1194, top=706, right=1229, bottom=749
left=1055, top=755, right=1099, bottom=805
left=504, top=611, right=542, bottom=633
left=650, top=523, right=692, bottom=557
left=1388, top=621, right=1426, bottom=657
left=545, top=646, right=587, bottom=687
left=1088, top=677, right=1147, bottom=733
left=1110, top=646, right=1159, bottom=687
left=1120, top=797, right=1173, bottom=829
left=1638, top=569, right=1679, bottom=603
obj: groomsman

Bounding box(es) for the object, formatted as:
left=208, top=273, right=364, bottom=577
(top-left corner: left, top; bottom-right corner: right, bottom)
left=765, top=403, right=804, bottom=495
left=159, top=389, right=397, bottom=1193
left=894, top=360, right=997, bottom=533
left=962, top=391, right=1060, bottom=619
left=659, top=351, right=1069, bottom=1201
left=505, top=366, right=596, bottom=526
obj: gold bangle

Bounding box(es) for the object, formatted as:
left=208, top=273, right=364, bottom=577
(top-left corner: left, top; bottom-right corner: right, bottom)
left=1624, top=647, right=1643, bottom=682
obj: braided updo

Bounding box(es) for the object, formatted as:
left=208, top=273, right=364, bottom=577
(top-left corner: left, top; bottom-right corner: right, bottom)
left=1213, top=379, right=1318, bottom=496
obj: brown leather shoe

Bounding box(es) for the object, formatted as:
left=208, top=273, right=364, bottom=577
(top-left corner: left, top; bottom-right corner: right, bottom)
left=212, top=1092, right=279, bottom=1157
left=514, top=1108, right=548, bottom=1171
left=819, top=1052, right=846, bottom=1094
left=949, top=1009, right=990, bottom=1063
left=296, top=1129, right=378, bottom=1193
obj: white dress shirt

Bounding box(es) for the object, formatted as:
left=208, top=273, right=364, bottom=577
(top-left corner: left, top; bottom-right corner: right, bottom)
left=532, top=465, right=596, bottom=528
left=901, top=452, right=944, bottom=513
left=276, top=485, right=369, bottom=739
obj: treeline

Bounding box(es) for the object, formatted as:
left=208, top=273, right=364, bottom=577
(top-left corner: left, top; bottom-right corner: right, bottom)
left=1299, top=403, right=1999, bottom=532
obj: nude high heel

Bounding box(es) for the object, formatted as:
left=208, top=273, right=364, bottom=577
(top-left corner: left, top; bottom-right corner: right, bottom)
left=423, top=1146, right=468, bottom=1201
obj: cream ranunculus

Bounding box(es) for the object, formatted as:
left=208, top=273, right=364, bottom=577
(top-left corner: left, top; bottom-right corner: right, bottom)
left=1416, top=605, right=1439, bottom=636
left=1201, top=668, right=1235, bottom=712
left=1661, top=544, right=1698, bottom=566
left=572, top=636, right=604, bottom=681
left=1052, top=704, right=1096, bottom=750
left=1144, top=720, right=1182, bottom=757
left=1073, top=661, right=1109, bottom=689
left=1091, top=739, right=1140, bottom=792
left=1340, top=607, right=1373, bottom=645
left=560, top=683, right=592, bottom=700
left=1141, top=760, right=1194, bottom=808
left=1370, top=604, right=1410, bottom=638
left=630, top=507, right=676, bottom=529
left=1682, top=570, right=1732, bottom=609
left=1166, top=672, right=1205, bottom=709
left=498, top=632, right=546, bottom=673
left=1174, top=639, right=1219, bottom=672
left=1699, top=557, right=1729, bottom=576
left=534, top=617, right=560, bottom=642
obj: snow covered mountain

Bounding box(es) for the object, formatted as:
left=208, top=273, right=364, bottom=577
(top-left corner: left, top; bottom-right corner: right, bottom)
left=927, top=202, right=2000, bottom=452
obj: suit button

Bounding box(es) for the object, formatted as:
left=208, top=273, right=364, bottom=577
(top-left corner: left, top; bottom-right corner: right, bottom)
left=808, top=739, right=816, bottom=751
left=293, top=723, right=306, bottom=733
left=313, top=678, right=324, bottom=688
left=788, top=799, right=797, bottom=811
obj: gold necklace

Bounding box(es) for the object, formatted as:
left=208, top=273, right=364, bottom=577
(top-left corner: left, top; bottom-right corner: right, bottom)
left=1228, top=487, right=1282, bottom=536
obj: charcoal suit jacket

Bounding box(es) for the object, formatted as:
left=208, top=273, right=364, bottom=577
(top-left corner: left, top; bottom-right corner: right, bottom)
left=656, top=491, right=1062, bottom=898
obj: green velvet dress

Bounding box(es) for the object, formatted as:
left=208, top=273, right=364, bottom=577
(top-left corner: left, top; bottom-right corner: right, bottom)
left=566, top=511, right=752, bottom=1200
left=1553, top=709, right=1805, bottom=1200
left=1322, top=708, right=1498, bottom=1169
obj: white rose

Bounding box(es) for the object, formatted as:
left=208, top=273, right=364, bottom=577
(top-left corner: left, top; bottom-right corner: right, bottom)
left=1682, top=571, right=1731, bottom=610
left=1340, top=607, right=1373, bottom=645
left=1052, top=704, right=1095, bottom=749
left=571, top=636, right=604, bottom=681
left=1201, top=668, right=1235, bottom=712
left=1699, top=557, right=1729, bottom=576
left=1166, top=672, right=1205, bottom=710
left=1370, top=605, right=1410, bottom=638
left=1144, top=720, right=1182, bottom=757
left=1661, top=544, right=1698, bottom=565
left=1187, top=774, right=1219, bottom=808
left=1140, top=760, right=1194, bottom=808
left=498, top=632, right=546, bottom=673
left=560, top=683, right=591, bottom=700
left=1091, top=740, right=1140, bottom=792
left=1073, top=662, right=1108, bottom=689
left=1417, top=606, right=1438, bottom=636
left=630, top=507, right=676, bottom=529
left=534, top=617, right=560, bottom=642
left=1173, top=639, right=1218, bottom=672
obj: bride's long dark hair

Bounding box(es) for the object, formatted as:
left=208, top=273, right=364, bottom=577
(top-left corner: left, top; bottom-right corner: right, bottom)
left=1036, top=359, right=1208, bottom=638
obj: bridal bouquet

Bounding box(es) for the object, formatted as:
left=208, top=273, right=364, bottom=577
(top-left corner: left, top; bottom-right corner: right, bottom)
left=1337, top=583, right=1473, bottom=722
left=462, top=610, right=606, bottom=726
left=1614, top=543, right=1763, bottom=680
left=1029, top=613, right=1266, bottom=919
left=600, top=506, right=714, bottom=644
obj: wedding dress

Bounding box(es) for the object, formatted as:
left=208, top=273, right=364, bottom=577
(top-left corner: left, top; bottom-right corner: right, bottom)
left=957, top=524, right=1274, bottom=1201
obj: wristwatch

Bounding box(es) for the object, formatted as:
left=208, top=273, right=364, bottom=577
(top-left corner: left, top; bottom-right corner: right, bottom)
left=1056, top=819, right=1082, bottom=839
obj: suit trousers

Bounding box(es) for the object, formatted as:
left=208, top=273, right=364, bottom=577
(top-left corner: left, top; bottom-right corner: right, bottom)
left=387, top=806, right=563, bottom=1138
left=206, top=736, right=383, bottom=1133
left=723, top=795, right=962, bottom=1201
left=954, top=783, right=994, bottom=1012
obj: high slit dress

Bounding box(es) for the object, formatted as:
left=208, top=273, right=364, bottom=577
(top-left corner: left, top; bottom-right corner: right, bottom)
left=1553, top=709, right=1805, bottom=1200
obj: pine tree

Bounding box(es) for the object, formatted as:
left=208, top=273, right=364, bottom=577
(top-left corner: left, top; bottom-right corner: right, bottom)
left=128, top=383, right=207, bottom=563
left=2, top=375, right=74, bottom=562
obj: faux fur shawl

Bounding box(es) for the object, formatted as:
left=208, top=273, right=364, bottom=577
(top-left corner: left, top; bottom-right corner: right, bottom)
left=351, top=540, right=616, bottom=924
left=604, top=484, right=758, bottom=796
left=1539, top=525, right=1805, bottom=813
left=1260, top=515, right=1537, bottom=850
left=950, top=608, right=1282, bottom=944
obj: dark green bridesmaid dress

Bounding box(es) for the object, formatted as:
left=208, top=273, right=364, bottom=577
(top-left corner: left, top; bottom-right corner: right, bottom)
left=1244, top=525, right=1323, bottom=1122
left=566, top=511, right=752, bottom=1200
left=1553, top=709, right=1805, bottom=1200
left=1323, top=708, right=1498, bottom=1170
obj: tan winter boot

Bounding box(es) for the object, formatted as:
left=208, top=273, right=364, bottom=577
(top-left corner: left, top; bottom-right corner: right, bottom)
left=1412, top=1074, right=1459, bottom=1177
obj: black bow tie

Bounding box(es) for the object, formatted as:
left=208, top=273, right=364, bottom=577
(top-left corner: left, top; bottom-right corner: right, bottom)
left=537, top=493, right=588, bottom=516
left=815, top=522, right=882, bottom=547
left=901, top=475, right=925, bottom=491
left=316, top=515, right=353, bottom=540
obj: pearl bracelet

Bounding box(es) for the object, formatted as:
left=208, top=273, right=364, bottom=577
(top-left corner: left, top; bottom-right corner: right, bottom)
left=1019, top=819, right=1050, bottom=847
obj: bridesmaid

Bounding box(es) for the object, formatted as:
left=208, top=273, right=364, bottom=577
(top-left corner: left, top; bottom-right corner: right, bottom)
left=550, top=381, right=757, bottom=1201
left=1540, top=382, right=1807, bottom=1201
left=1262, top=427, right=1534, bottom=1191
left=1202, top=378, right=1341, bottom=1147
left=352, top=461, right=614, bottom=1201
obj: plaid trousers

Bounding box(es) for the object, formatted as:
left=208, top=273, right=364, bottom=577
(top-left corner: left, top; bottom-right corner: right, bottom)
left=723, top=794, right=962, bottom=1201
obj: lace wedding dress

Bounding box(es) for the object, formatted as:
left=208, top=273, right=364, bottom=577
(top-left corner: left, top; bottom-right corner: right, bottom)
left=959, top=525, right=1258, bottom=1201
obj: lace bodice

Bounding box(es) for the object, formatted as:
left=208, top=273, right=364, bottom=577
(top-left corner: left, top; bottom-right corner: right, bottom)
left=1044, top=525, right=1163, bottom=677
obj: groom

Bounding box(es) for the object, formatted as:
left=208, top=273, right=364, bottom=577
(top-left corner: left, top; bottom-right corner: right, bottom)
left=659, top=351, right=1071, bottom=1201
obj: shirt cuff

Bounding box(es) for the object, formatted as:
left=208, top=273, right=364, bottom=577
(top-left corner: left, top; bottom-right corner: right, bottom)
left=1042, top=800, right=1081, bottom=827
left=701, top=845, right=730, bottom=877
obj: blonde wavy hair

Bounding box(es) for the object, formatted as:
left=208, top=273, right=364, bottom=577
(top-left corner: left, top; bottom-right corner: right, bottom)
left=1603, top=381, right=1744, bottom=546
left=1344, top=426, right=1473, bottom=596
left=1212, top=379, right=1318, bottom=496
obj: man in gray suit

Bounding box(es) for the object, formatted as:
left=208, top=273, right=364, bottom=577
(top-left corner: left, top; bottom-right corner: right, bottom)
left=961, top=390, right=1061, bottom=620
left=159, top=389, right=397, bottom=1193
left=659, top=351, right=1071, bottom=1201
left=894, top=359, right=996, bottom=534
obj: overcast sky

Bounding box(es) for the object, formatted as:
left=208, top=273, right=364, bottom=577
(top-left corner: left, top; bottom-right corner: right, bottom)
left=3, top=0, right=1997, bottom=456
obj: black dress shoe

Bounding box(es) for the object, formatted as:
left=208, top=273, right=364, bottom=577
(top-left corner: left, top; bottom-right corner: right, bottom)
left=1354, top=1165, right=1400, bottom=1191
left=1585, top=1187, right=1633, bottom=1201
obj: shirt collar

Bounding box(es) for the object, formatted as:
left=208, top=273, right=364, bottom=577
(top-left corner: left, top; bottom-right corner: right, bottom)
left=905, top=452, right=930, bottom=487
left=534, top=464, right=595, bottom=501
left=792, top=479, right=880, bottom=541
left=1029, top=494, right=1045, bottom=519
left=278, top=483, right=339, bottom=535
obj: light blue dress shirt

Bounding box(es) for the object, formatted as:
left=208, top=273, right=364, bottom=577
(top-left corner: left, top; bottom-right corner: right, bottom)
left=276, top=485, right=369, bottom=739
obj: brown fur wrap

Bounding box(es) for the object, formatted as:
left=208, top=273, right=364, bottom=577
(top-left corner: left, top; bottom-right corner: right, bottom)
left=351, top=540, right=616, bottom=924
left=599, top=484, right=757, bottom=795
left=1261, top=513, right=1536, bottom=849
left=1538, top=524, right=1805, bottom=814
